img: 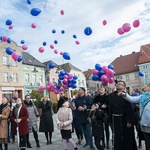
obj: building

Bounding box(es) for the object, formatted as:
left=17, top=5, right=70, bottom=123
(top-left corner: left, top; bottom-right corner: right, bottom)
left=111, top=51, right=141, bottom=93
left=138, top=44, right=150, bottom=86
left=0, top=41, right=23, bottom=103
left=22, top=52, right=46, bottom=97
left=83, top=69, right=102, bottom=94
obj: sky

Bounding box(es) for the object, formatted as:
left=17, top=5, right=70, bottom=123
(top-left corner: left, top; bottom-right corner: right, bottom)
left=0, top=0, right=150, bottom=71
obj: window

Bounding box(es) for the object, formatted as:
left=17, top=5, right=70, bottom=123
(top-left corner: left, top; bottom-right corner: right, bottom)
left=3, top=72, right=8, bottom=82
left=39, top=75, right=43, bottom=84
left=52, top=78, right=55, bottom=84
left=134, top=73, right=139, bottom=79
left=125, top=74, right=130, bottom=81
left=12, top=73, right=18, bottom=82
left=25, top=67, right=29, bottom=70
left=97, top=84, right=99, bottom=88
left=143, top=65, right=147, bottom=69
left=78, top=80, right=81, bottom=86
left=82, top=80, right=84, bottom=86
left=12, top=59, right=17, bottom=66
left=3, top=56, right=8, bottom=65
left=144, top=71, right=149, bottom=79
left=32, top=74, right=36, bottom=83
left=25, top=73, right=30, bottom=82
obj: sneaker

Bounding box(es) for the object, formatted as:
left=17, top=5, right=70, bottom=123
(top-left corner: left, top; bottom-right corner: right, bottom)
left=90, top=145, right=95, bottom=150
left=83, top=143, right=88, bottom=148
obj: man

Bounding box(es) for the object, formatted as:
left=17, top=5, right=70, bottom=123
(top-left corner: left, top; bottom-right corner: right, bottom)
left=93, top=87, right=110, bottom=149
left=108, top=81, right=137, bottom=150
left=74, top=87, right=95, bottom=150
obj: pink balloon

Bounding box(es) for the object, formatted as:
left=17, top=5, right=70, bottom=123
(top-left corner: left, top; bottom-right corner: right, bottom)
left=68, top=74, right=73, bottom=79
left=75, top=41, right=80, bottom=45
left=59, top=87, right=64, bottom=92
left=50, top=44, right=54, bottom=49
left=2, top=36, right=7, bottom=42
left=63, top=78, right=68, bottom=84
left=54, top=49, right=58, bottom=54
left=63, top=75, right=68, bottom=79
left=60, top=10, right=64, bottom=15
left=46, top=85, right=51, bottom=91
left=92, top=69, right=99, bottom=75
left=133, top=20, right=140, bottom=28
left=54, top=89, right=59, bottom=94
left=103, top=20, right=107, bottom=26
left=122, top=23, right=131, bottom=32
left=38, top=86, right=46, bottom=91
left=38, top=47, right=44, bottom=53
left=108, top=78, right=114, bottom=84
left=106, top=69, right=114, bottom=77
left=31, top=23, right=36, bottom=28
left=22, top=45, right=28, bottom=50
left=117, top=27, right=124, bottom=35
left=60, top=51, right=63, bottom=55
left=9, top=25, right=13, bottom=29
left=102, top=66, right=108, bottom=73
left=11, top=51, right=19, bottom=61
left=62, top=84, right=67, bottom=89
left=101, top=75, right=108, bottom=82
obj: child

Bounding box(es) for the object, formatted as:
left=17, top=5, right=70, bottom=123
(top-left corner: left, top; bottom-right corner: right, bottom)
left=56, top=101, right=78, bottom=150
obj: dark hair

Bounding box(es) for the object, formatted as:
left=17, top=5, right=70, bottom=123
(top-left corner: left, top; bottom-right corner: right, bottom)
left=25, top=95, right=30, bottom=99
left=12, top=97, right=17, bottom=101
left=117, top=80, right=126, bottom=87
left=80, top=87, right=85, bottom=93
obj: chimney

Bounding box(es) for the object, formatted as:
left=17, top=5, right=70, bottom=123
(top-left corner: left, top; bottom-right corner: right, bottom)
left=132, top=51, right=135, bottom=54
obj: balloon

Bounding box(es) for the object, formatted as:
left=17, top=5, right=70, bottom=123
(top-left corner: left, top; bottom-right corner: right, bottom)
left=6, top=19, right=12, bottom=26
left=0, top=36, right=2, bottom=41
left=63, top=75, right=68, bottom=79
left=38, top=47, right=44, bottom=53
left=92, top=69, right=99, bottom=75
left=84, top=27, right=92, bottom=36
left=72, top=79, right=77, bottom=84
left=11, top=51, right=19, bottom=61
left=54, top=40, right=58, bottom=44
left=48, top=62, right=55, bottom=69
left=133, top=20, right=140, bottom=28
left=30, top=8, right=41, bottom=16
left=31, top=23, right=36, bottom=28
left=65, top=72, right=69, bottom=76
left=63, top=78, right=68, bottom=84
left=138, top=72, right=144, bottom=77
left=106, top=69, right=114, bottom=77
left=61, top=30, right=65, bottom=34
left=95, top=64, right=102, bottom=71
left=102, top=66, right=108, bottom=73
left=73, top=34, right=77, bottom=38
left=108, top=78, right=114, bottom=84
left=2, top=36, right=8, bottom=42
left=75, top=41, right=80, bottom=45
left=50, top=44, right=54, bottom=49
left=5, top=47, right=13, bottom=55
left=103, top=20, right=107, bottom=26
left=72, top=84, right=77, bottom=89
left=27, top=0, right=31, bottom=4
left=59, top=71, right=65, bottom=76
left=108, top=64, right=114, bottom=70
left=43, top=42, right=46, bottom=46
left=117, top=27, right=124, bottom=35
left=92, top=75, right=99, bottom=81
left=22, top=45, right=28, bottom=51
left=60, top=10, right=64, bottom=15
left=52, top=29, right=56, bottom=33
left=46, top=85, right=51, bottom=91
left=63, top=52, right=70, bottom=60
left=9, top=25, right=13, bottom=29
left=7, top=38, right=11, bottom=43
left=122, top=23, right=131, bottom=32
left=73, top=75, right=78, bottom=80
left=21, top=40, right=25, bottom=44
left=54, top=49, right=58, bottom=54
left=68, top=74, right=73, bottom=79
left=17, top=56, right=23, bottom=62
left=98, top=70, right=105, bottom=77
left=60, top=51, right=63, bottom=55
left=101, top=75, right=108, bottom=83
left=38, top=86, right=46, bottom=91
left=62, top=84, right=67, bottom=89
left=59, top=87, right=64, bottom=92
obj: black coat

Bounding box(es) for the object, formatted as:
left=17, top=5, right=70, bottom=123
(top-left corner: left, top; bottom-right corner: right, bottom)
left=38, top=101, right=54, bottom=132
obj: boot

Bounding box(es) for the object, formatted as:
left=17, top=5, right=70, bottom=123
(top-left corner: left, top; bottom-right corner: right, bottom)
left=74, top=147, right=78, bottom=150
left=0, top=144, right=3, bottom=150
left=36, top=140, right=40, bottom=148
left=4, top=144, right=8, bottom=150
left=27, top=142, right=32, bottom=148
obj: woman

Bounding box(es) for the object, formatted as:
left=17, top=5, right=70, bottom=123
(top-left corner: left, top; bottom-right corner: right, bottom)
left=119, top=85, right=150, bottom=150
left=38, top=95, right=54, bottom=144
left=0, top=97, right=11, bottom=150
left=24, top=95, right=40, bottom=148
left=11, top=98, right=29, bottom=150
left=56, top=101, right=78, bottom=150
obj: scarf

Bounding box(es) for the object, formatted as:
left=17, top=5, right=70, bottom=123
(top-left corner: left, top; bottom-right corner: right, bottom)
left=140, top=92, right=150, bottom=107
left=0, top=103, right=8, bottom=114
left=14, top=104, right=22, bottom=119
left=24, top=100, right=33, bottom=107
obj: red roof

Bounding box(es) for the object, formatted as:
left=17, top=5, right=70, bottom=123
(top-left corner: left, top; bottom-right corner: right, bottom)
left=138, top=44, right=150, bottom=64
left=111, top=52, right=139, bottom=75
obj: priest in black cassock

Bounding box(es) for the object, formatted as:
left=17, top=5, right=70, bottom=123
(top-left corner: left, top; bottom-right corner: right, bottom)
left=108, top=81, right=137, bottom=150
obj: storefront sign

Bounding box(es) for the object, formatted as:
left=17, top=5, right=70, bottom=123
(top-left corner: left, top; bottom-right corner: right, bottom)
left=2, top=87, right=15, bottom=91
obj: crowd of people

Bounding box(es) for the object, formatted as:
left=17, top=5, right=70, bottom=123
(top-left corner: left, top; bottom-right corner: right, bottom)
left=0, top=80, right=150, bottom=150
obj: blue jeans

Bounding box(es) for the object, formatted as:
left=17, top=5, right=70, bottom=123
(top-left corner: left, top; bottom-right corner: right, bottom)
left=80, top=122, right=93, bottom=146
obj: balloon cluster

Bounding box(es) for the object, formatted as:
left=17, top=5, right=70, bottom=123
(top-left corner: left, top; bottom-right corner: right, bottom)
left=6, top=19, right=13, bottom=30
left=92, top=64, right=115, bottom=86
left=117, top=20, right=140, bottom=35
left=0, top=36, right=11, bottom=43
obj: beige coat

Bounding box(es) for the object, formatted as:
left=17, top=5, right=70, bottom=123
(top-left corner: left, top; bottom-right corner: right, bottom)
left=56, top=107, right=72, bottom=130
left=0, top=105, right=10, bottom=138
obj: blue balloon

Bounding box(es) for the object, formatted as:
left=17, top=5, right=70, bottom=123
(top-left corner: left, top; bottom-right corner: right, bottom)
left=98, top=70, right=105, bottom=77
left=84, top=27, right=92, bottom=36
left=43, top=42, right=46, bottom=46
left=48, top=62, right=55, bottom=69
left=59, top=76, right=64, bottom=80
left=63, top=52, right=70, bottom=60
left=133, top=92, right=140, bottom=96
left=73, top=75, right=78, bottom=80
left=138, top=72, right=144, bottom=77
left=59, top=71, right=65, bottom=76
left=72, top=79, right=77, bottom=84
left=65, top=72, right=69, bottom=76
left=95, top=64, right=102, bottom=71
left=102, top=83, right=107, bottom=86
left=0, top=36, right=2, bottom=41
left=30, top=8, right=41, bottom=16
left=92, top=75, right=99, bottom=81
left=61, top=30, right=65, bottom=34
left=5, top=47, right=13, bottom=55
left=54, top=40, right=58, bottom=44
left=72, top=84, right=77, bottom=89
left=6, top=19, right=12, bottom=26
left=56, top=85, right=61, bottom=90
left=27, top=0, right=31, bottom=4
left=52, top=29, right=56, bottom=33
left=58, top=79, right=62, bottom=83
left=17, top=56, right=23, bottom=62
left=21, top=40, right=25, bottom=44
left=108, top=64, right=114, bottom=70
left=7, top=38, right=11, bottom=43
left=73, top=34, right=77, bottom=38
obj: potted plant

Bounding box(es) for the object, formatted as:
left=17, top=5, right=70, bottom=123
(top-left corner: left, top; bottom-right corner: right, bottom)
left=52, top=102, right=58, bottom=113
